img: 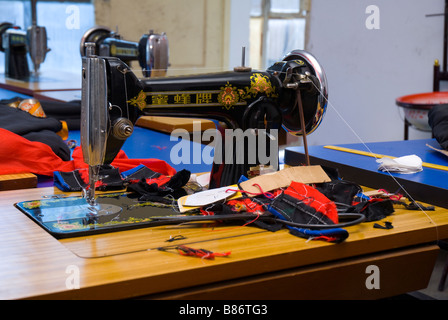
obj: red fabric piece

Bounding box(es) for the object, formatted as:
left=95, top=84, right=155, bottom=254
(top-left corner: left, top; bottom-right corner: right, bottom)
left=283, top=181, right=339, bottom=224
left=0, top=128, right=73, bottom=176
left=71, top=147, right=176, bottom=176
left=175, top=245, right=231, bottom=260
left=0, top=128, right=176, bottom=177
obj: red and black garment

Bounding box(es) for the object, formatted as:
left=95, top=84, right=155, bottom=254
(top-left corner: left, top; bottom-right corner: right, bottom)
left=271, top=181, right=339, bottom=226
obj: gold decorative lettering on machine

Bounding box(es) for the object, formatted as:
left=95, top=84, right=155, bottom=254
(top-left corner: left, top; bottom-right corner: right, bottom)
left=127, top=73, right=278, bottom=111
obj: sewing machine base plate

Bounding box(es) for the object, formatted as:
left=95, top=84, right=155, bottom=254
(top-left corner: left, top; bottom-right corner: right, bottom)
left=15, top=192, right=181, bottom=239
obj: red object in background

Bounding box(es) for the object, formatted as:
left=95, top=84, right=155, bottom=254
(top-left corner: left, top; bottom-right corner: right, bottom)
left=396, top=91, right=448, bottom=110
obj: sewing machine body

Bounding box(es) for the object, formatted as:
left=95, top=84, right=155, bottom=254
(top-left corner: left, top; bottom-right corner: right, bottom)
left=0, top=23, right=30, bottom=79
left=82, top=49, right=328, bottom=188
left=0, top=2, right=50, bottom=78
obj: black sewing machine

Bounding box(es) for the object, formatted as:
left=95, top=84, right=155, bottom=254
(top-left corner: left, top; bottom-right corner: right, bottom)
left=0, top=1, right=50, bottom=79
left=80, top=26, right=168, bottom=78
left=14, top=46, right=329, bottom=239
left=81, top=44, right=328, bottom=194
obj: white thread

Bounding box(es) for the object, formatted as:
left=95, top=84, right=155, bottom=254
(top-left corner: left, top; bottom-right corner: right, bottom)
left=309, top=80, right=439, bottom=240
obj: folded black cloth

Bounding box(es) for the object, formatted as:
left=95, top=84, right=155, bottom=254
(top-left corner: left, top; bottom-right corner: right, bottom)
left=0, top=103, right=70, bottom=160
left=22, top=129, right=71, bottom=161
left=39, top=99, right=81, bottom=130
left=0, top=97, right=81, bottom=130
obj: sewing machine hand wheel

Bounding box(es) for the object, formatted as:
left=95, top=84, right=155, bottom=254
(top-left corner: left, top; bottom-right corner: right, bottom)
left=272, top=50, right=328, bottom=136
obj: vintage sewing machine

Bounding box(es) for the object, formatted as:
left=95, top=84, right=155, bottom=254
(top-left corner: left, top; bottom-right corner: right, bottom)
left=14, top=44, right=329, bottom=238
left=81, top=43, right=328, bottom=204
left=0, top=1, right=50, bottom=79
left=80, top=26, right=169, bottom=78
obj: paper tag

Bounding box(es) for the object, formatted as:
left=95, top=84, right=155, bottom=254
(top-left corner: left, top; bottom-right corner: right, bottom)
left=177, top=184, right=242, bottom=213
left=239, top=165, right=330, bottom=196
left=184, top=186, right=236, bottom=206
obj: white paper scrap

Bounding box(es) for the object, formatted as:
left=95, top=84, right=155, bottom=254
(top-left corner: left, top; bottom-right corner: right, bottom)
left=376, top=154, right=423, bottom=174
left=183, top=186, right=236, bottom=207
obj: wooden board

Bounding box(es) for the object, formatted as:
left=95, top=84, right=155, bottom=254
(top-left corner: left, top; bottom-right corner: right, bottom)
left=136, top=116, right=216, bottom=133
left=0, top=70, right=81, bottom=95
left=0, top=173, right=37, bottom=191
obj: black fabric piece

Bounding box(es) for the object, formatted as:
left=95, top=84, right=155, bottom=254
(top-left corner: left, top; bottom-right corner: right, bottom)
left=249, top=218, right=283, bottom=232
left=373, top=221, right=393, bottom=230
left=162, top=169, right=191, bottom=191
left=0, top=97, right=81, bottom=130
left=127, top=169, right=191, bottom=201
left=428, top=104, right=448, bottom=150
left=22, top=129, right=71, bottom=161
left=124, top=166, right=162, bottom=182
left=0, top=103, right=63, bottom=134
left=54, top=170, right=87, bottom=191
left=320, top=165, right=342, bottom=181
left=97, top=165, right=125, bottom=190
left=270, top=192, right=335, bottom=226
left=393, top=200, right=435, bottom=211
left=348, top=199, right=394, bottom=222
left=54, top=165, right=125, bottom=192
left=39, top=99, right=81, bottom=130
left=0, top=103, right=71, bottom=160
left=316, top=179, right=362, bottom=207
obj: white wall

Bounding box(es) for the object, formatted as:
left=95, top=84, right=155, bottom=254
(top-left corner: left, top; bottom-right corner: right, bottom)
left=228, top=0, right=251, bottom=70
left=305, top=0, right=444, bottom=146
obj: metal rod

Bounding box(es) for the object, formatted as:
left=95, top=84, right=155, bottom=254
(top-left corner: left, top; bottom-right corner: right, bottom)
left=31, top=0, right=37, bottom=26
left=296, top=90, right=310, bottom=166
left=444, top=0, right=448, bottom=72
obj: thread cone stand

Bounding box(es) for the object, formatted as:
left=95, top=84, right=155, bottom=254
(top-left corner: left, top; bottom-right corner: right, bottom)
left=296, top=89, right=310, bottom=166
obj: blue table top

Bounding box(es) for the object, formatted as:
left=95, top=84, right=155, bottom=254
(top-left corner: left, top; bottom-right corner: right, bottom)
left=67, top=128, right=213, bottom=174
left=285, top=139, right=448, bottom=207
left=1, top=86, right=287, bottom=188
left=0, top=87, right=31, bottom=100
left=1, top=86, right=212, bottom=173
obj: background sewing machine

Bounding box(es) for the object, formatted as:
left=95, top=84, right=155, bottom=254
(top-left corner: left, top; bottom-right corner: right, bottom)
left=0, top=0, right=50, bottom=79
left=80, top=26, right=169, bottom=78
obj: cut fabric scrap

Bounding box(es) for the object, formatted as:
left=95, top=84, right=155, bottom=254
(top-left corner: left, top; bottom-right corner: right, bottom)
left=0, top=102, right=70, bottom=160
left=376, top=154, right=423, bottom=174
left=0, top=128, right=74, bottom=176
left=348, top=198, right=394, bottom=222
left=373, top=221, right=393, bottom=230
left=54, top=165, right=125, bottom=192
left=267, top=181, right=348, bottom=243
left=272, top=181, right=339, bottom=225
left=54, top=162, right=188, bottom=203
left=126, top=168, right=191, bottom=203
left=158, top=245, right=231, bottom=260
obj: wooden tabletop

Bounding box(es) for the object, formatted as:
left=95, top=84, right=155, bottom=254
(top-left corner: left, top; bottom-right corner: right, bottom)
left=0, top=184, right=447, bottom=300
left=0, top=70, right=81, bottom=95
